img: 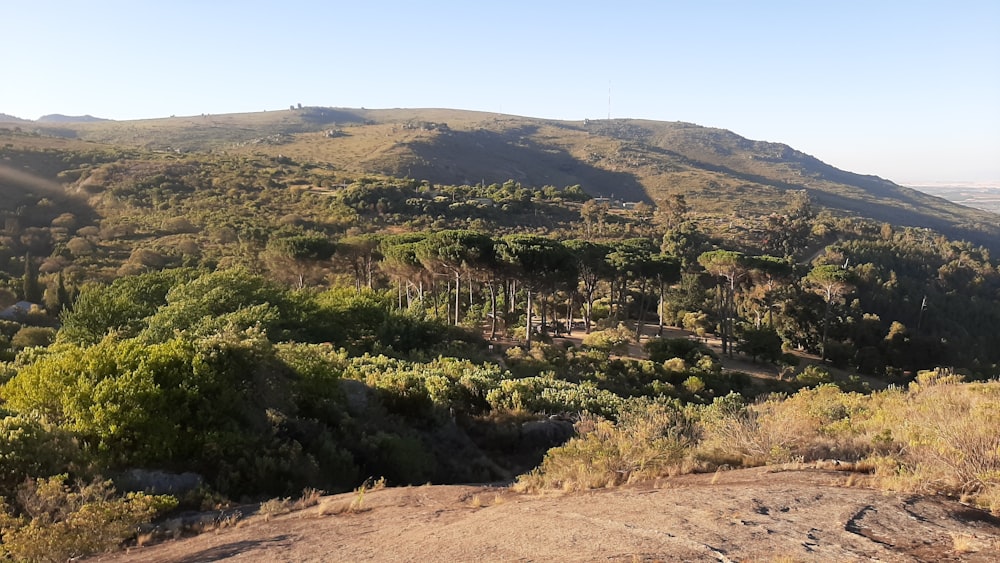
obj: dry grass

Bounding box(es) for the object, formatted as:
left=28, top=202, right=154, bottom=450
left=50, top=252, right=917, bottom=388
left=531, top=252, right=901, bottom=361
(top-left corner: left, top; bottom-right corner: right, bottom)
left=258, top=488, right=325, bottom=521
left=316, top=478, right=386, bottom=517
left=514, top=405, right=695, bottom=493
left=951, top=532, right=977, bottom=553
left=516, top=380, right=1000, bottom=513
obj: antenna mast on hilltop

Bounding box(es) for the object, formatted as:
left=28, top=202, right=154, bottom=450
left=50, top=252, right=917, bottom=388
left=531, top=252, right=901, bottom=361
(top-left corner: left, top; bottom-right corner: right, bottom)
left=608, top=80, right=611, bottom=120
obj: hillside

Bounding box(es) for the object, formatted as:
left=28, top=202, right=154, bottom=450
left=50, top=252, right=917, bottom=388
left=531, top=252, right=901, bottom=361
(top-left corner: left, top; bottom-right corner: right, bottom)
left=93, top=466, right=1000, bottom=562
left=15, top=106, right=997, bottom=249
left=0, top=113, right=29, bottom=123
left=37, top=114, right=111, bottom=123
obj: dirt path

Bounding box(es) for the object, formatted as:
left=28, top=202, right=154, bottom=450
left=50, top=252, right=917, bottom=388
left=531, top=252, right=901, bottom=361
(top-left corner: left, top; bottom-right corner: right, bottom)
left=94, top=466, right=1000, bottom=562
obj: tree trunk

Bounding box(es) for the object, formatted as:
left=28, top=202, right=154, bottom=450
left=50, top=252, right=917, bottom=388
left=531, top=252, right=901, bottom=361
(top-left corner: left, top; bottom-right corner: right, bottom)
left=488, top=281, right=497, bottom=340
left=509, top=279, right=517, bottom=313
left=585, top=286, right=594, bottom=334
left=565, top=294, right=573, bottom=335
left=540, top=292, right=547, bottom=337
left=635, top=278, right=648, bottom=340
left=821, top=291, right=832, bottom=362
left=657, top=278, right=665, bottom=337
left=526, top=288, right=533, bottom=350
left=432, top=279, right=440, bottom=320
left=455, top=272, right=461, bottom=326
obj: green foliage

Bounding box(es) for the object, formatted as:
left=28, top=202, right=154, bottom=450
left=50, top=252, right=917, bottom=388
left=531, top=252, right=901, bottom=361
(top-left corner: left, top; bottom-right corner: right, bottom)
left=485, top=376, right=623, bottom=418
left=736, top=326, right=783, bottom=363
left=58, top=269, right=198, bottom=345
left=581, top=324, right=633, bottom=354
left=22, top=254, right=42, bottom=304
left=0, top=475, right=177, bottom=562
left=140, top=268, right=299, bottom=342
left=0, top=415, right=81, bottom=494
left=267, top=232, right=336, bottom=261
left=644, top=337, right=714, bottom=364
left=0, top=329, right=353, bottom=495
left=10, top=326, right=56, bottom=350
left=346, top=355, right=504, bottom=418
left=796, top=365, right=833, bottom=386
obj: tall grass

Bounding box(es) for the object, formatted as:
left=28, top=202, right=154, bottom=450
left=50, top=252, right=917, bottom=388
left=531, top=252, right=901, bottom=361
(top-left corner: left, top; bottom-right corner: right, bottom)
left=517, top=377, right=1000, bottom=513
left=515, top=402, right=698, bottom=492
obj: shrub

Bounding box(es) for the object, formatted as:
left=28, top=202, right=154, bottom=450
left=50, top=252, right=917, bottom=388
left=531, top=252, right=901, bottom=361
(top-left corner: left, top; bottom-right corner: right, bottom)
left=736, top=326, right=783, bottom=363
left=697, top=387, right=872, bottom=466
left=0, top=414, right=81, bottom=494
left=0, top=475, right=177, bottom=562
left=796, top=364, right=832, bottom=387
left=515, top=401, right=696, bottom=492
left=10, top=327, right=56, bottom=350
left=644, top=337, right=711, bottom=364
left=874, top=382, right=1000, bottom=506
left=681, top=312, right=710, bottom=336
left=486, top=376, right=622, bottom=418
left=581, top=323, right=632, bottom=354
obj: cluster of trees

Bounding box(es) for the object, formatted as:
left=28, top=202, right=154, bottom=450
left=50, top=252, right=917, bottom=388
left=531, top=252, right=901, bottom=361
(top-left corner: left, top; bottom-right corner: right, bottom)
left=260, top=221, right=1000, bottom=379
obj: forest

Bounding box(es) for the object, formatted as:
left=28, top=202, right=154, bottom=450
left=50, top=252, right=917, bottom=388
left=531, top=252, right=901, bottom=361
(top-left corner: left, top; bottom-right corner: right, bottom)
left=0, top=127, right=999, bottom=560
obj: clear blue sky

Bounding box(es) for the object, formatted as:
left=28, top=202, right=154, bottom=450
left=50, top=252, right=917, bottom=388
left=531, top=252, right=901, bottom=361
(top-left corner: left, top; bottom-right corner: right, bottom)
left=3, top=1, right=998, bottom=184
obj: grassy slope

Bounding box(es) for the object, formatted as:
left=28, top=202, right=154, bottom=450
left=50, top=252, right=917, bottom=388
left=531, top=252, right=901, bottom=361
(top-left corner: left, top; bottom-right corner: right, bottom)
left=12, top=107, right=1000, bottom=248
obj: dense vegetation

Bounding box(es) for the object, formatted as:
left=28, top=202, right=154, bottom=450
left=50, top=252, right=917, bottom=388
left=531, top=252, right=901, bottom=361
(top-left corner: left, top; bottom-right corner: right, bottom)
left=1, top=115, right=999, bottom=559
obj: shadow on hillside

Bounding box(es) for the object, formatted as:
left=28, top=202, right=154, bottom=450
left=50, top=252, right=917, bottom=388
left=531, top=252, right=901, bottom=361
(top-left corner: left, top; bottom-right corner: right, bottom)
left=644, top=144, right=1000, bottom=249
left=399, top=127, right=651, bottom=203
left=298, top=107, right=366, bottom=126
left=180, top=535, right=294, bottom=562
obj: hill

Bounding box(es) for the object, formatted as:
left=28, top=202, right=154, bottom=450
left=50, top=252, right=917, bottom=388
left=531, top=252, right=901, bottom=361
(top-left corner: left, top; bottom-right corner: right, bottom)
left=93, top=466, right=1000, bottom=562
left=37, top=113, right=111, bottom=123
left=22, top=107, right=999, bottom=249
left=0, top=113, right=29, bottom=123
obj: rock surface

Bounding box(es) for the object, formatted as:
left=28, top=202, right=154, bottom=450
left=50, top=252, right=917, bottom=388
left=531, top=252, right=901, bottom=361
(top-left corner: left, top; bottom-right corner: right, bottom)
left=93, top=466, right=1000, bottom=562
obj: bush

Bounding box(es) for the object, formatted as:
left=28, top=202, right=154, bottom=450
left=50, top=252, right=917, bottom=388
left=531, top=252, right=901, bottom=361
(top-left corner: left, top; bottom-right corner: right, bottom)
left=737, top=326, right=783, bottom=363
left=581, top=323, right=632, bottom=354
left=10, top=326, right=56, bottom=350
left=0, top=475, right=177, bottom=562
left=515, top=401, right=696, bottom=492
left=0, top=414, right=81, bottom=494
left=486, top=376, right=622, bottom=418
left=873, top=381, right=1000, bottom=508
left=796, top=364, right=832, bottom=387
left=644, top=337, right=711, bottom=364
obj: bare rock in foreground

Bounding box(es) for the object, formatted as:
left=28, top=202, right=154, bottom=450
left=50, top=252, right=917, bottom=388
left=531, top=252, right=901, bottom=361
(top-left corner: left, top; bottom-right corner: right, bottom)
left=93, top=466, right=1000, bottom=562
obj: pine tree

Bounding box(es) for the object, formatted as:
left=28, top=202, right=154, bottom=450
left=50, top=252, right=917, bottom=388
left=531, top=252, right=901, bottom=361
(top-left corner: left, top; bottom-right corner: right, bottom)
left=22, top=252, right=42, bottom=303
left=56, top=270, right=70, bottom=313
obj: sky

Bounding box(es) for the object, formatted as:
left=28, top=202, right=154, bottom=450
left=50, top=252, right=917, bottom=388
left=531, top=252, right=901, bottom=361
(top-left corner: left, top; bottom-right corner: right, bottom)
left=2, top=1, right=998, bottom=185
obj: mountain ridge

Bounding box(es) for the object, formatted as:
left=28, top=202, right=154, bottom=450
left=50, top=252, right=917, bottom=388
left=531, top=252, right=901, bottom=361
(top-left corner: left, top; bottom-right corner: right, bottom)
left=7, top=106, right=998, bottom=248
left=37, top=113, right=111, bottom=123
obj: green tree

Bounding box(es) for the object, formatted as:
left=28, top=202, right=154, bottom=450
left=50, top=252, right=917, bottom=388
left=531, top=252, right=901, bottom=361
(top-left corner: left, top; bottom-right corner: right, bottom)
left=264, top=232, right=336, bottom=288
left=58, top=269, right=197, bottom=346
left=580, top=199, right=609, bottom=237
left=416, top=230, right=494, bottom=326
left=564, top=240, right=612, bottom=333
left=22, top=253, right=42, bottom=303
left=605, top=238, right=657, bottom=324
left=737, top=326, right=783, bottom=363
left=499, top=235, right=577, bottom=349
left=336, top=234, right=382, bottom=291
left=698, top=250, right=749, bottom=356
left=379, top=234, right=429, bottom=311
left=804, top=264, right=854, bottom=362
